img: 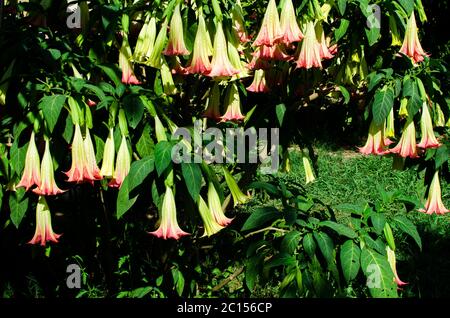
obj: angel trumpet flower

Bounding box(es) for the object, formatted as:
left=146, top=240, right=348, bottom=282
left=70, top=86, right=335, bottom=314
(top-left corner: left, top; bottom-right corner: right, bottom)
left=198, top=196, right=225, bottom=237
left=147, top=20, right=168, bottom=69
left=33, top=139, right=65, bottom=196
left=247, top=69, right=270, bottom=93
left=359, top=120, right=389, bottom=155
left=29, top=196, right=61, bottom=246
left=384, top=107, right=396, bottom=145
left=207, top=182, right=233, bottom=226
left=295, top=21, right=322, bottom=69
left=17, top=131, right=41, bottom=191
left=119, top=33, right=141, bottom=85
left=253, top=45, right=291, bottom=61
left=203, top=83, right=221, bottom=120
left=100, top=128, right=115, bottom=178
left=253, top=0, right=282, bottom=46
left=386, top=246, right=408, bottom=286
left=223, top=167, right=250, bottom=206
left=207, top=22, right=239, bottom=78
left=150, top=186, right=190, bottom=240
left=163, top=4, right=189, bottom=56
left=302, top=155, right=315, bottom=184
left=220, top=83, right=245, bottom=122
left=417, top=103, right=440, bottom=149
left=84, top=127, right=102, bottom=181
left=279, top=0, right=303, bottom=44
left=315, top=22, right=334, bottom=60
left=399, top=12, right=429, bottom=64
left=390, top=118, right=419, bottom=158
left=133, top=16, right=157, bottom=63
left=231, top=0, right=251, bottom=43
left=419, top=171, right=449, bottom=215
left=109, top=134, right=131, bottom=188
left=186, top=14, right=212, bottom=75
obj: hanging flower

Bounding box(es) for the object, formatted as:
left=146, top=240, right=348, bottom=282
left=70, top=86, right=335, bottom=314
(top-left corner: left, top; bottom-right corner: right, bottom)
left=419, top=171, right=449, bottom=215
left=163, top=4, right=190, bottom=56
left=390, top=118, right=419, bottom=158
left=220, top=83, right=245, bottom=122
left=109, top=134, right=131, bottom=188
left=119, top=33, right=141, bottom=85
left=29, top=196, right=61, bottom=246
left=227, top=40, right=250, bottom=79
left=147, top=19, right=168, bottom=69
left=315, top=22, right=334, bottom=60
left=359, top=120, right=389, bottom=155
left=279, top=0, right=303, bottom=44
left=302, top=155, right=315, bottom=184
left=247, top=69, right=270, bottom=93
left=100, top=128, right=115, bottom=178
left=247, top=52, right=271, bottom=70
left=186, top=13, right=212, bottom=75
left=384, top=108, right=396, bottom=145
left=295, top=21, right=322, bottom=69
left=17, top=131, right=41, bottom=191
left=207, top=182, right=233, bottom=226
left=231, top=0, right=251, bottom=43
left=198, top=196, right=224, bottom=237
left=207, top=22, right=239, bottom=78
left=150, top=186, right=190, bottom=240
left=203, top=83, right=221, bottom=120
left=399, top=12, right=429, bottom=64
left=33, top=139, right=65, bottom=196
left=161, top=57, right=177, bottom=95
left=133, top=16, right=157, bottom=63
left=253, top=0, right=282, bottom=47
left=253, top=44, right=292, bottom=61
left=223, top=166, right=250, bottom=206
left=386, top=246, right=408, bottom=287
left=417, top=103, right=440, bottom=149
left=84, top=127, right=102, bottom=182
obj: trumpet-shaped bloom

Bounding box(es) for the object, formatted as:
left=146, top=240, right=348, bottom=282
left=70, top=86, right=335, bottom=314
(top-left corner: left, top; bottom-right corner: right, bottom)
left=186, top=14, right=212, bottom=75
left=220, top=83, right=245, bottom=122
left=359, top=120, right=389, bottom=155
left=399, top=12, right=429, bottom=64
left=253, top=0, right=282, bottom=46
left=100, top=128, right=115, bottom=178
left=223, top=167, right=250, bottom=206
left=419, top=171, right=449, bottom=215
left=207, top=22, right=239, bottom=78
left=315, top=22, right=334, bottom=60
left=295, top=21, right=322, bottom=69
left=417, top=103, right=440, bottom=149
left=279, top=0, right=303, bottom=44
left=386, top=246, right=408, bottom=287
left=150, top=186, right=190, bottom=240
left=84, top=127, right=102, bottom=181
left=17, top=131, right=41, bottom=191
left=109, top=134, right=131, bottom=188
left=231, top=0, right=251, bottom=43
left=198, top=196, right=224, bottom=237
left=119, top=34, right=141, bottom=85
left=384, top=107, right=396, bottom=143
left=161, top=57, right=177, bottom=95
left=207, top=182, right=233, bottom=226
left=163, top=4, right=190, bottom=56
left=390, top=119, right=419, bottom=158
left=33, top=139, right=65, bottom=196
left=227, top=41, right=250, bottom=79
left=302, top=155, right=315, bottom=184
left=29, top=196, right=61, bottom=246
left=247, top=69, right=270, bottom=93
left=147, top=20, right=168, bottom=69
left=253, top=45, right=292, bottom=61
left=247, top=52, right=271, bottom=70
left=203, top=83, right=221, bottom=120
left=133, top=16, right=157, bottom=63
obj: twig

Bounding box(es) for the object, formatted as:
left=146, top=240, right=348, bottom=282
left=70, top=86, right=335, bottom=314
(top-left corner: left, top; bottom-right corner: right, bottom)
left=244, top=226, right=289, bottom=238
left=212, top=266, right=244, bottom=292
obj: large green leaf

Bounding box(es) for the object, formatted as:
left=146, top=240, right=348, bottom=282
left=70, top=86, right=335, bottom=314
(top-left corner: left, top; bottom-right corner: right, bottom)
left=136, top=124, right=155, bottom=158
left=281, top=231, right=302, bottom=254
left=241, top=207, right=279, bottom=231
left=372, top=87, right=394, bottom=126
left=370, top=213, right=386, bottom=235
left=319, top=220, right=357, bottom=238
left=360, top=248, right=398, bottom=298
left=265, top=253, right=297, bottom=268
left=393, top=216, right=422, bottom=250
left=123, top=95, right=145, bottom=129
left=340, top=240, right=361, bottom=283
left=313, top=231, right=335, bottom=264
left=303, top=233, right=316, bottom=258
left=181, top=163, right=202, bottom=203
left=154, top=141, right=173, bottom=176
left=39, top=95, right=67, bottom=133
left=435, top=145, right=449, bottom=170
left=337, top=0, right=347, bottom=15
left=9, top=188, right=29, bottom=228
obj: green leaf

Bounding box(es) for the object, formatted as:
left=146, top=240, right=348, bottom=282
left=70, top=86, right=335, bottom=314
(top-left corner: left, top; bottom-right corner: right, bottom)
left=340, top=240, right=361, bottom=283
left=334, top=19, right=349, bottom=41
left=116, top=178, right=138, bottom=219
left=98, top=64, right=122, bottom=87
left=372, top=87, right=394, bottom=126
left=393, top=216, right=422, bottom=250
left=313, top=231, right=334, bottom=264
left=265, top=253, right=297, bottom=268
left=136, top=124, right=155, bottom=158
left=335, top=203, right=365, bottom=215
left=398, top=0, right=414, bottom=15
left=241, top=207, right=279, bottom=231
left=435, top=145, right=449, bottom=170
left=10, top=139, right=28, bottom=177
left=338, top=86, right=350, bottom=104
left=337, top=0, right=347, bottom=15
left=9, top=188, right=29, bottom=228
left=370, top=213, right=386, bottom=234
left=365, top=26, right=380, bottom=46
left=171, top=268, right=185, bottom=297
left=275, top=103, right=287, bottom=126
left=367, top=72, right=385, bottom=92
left=360, top=248, right=398, bottom=298
left=303, top=233, right=316, bottom=258
left=181, top=163, right=202, bottom=203
left=94, top=135, right=104, bottom=164
left=154, top=141, right=173, bottom=176
left=248, top=181, right=280, bottom=196
left=83, top=84, right=106, bottom=102
left=62, top=113, right=74, bottom=144
left=39, top=95, right=67, bottom=133
left=281, top=230, right=301, bottom=254
left=123, top=95, right=145, bottom=129
left=319, top=221, right=357, bottom=238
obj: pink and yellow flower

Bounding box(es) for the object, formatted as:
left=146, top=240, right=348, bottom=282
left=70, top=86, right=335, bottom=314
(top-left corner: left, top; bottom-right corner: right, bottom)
left=419, top=171, right=449, bottom=215
left=119, top=34, right=141, bottom=85
left=29, top=196, right=61, bottom=246
left=247, top=69, right=270, bottom=93
left=150, top=186, right=190, bottom=240
left=17, top=131, right=41, bottom=191
left=390, top=119, right=419, bottom=158
left=186, top=14, right=212, bottom=75
left=359, top=120, right=389, bottom=155
left=253, top=0, right=282, bottom=47
left=163, top=4, right=190, bottom=56
left=33, top=139, right=65, bottom=196
left=295, top=21, right=322, bottom=69
left=253, top=45, right=292, bottom=61
left=399, top=12, right=429, bottom=64
left=100, top=128, right=115, bottom=178
left=231, top=0, right=251, bottom=43
left=417, top=103, right=440, bottom=149
left=198, top=196, right=224, bottom=237
left=386, top=246, right=408, bottom=287
left=207, top=22, right=239, bottom=78
left=207, top=182, right=233, bottom=226
left=220, top=83, right=245, bottom=122
left=109, top=134, right=131, bottom=188
left=279, top=0, right=303, bottom=44
left=84, top=127, right=102, bottom=181
left=315, top=22, right=334, bottom=60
